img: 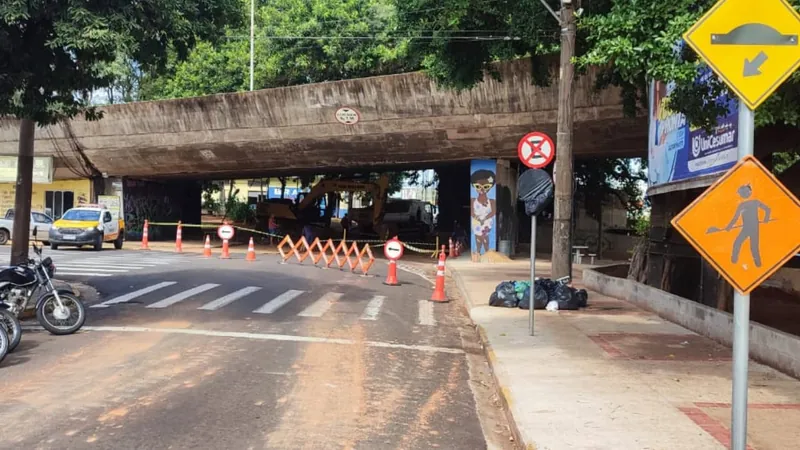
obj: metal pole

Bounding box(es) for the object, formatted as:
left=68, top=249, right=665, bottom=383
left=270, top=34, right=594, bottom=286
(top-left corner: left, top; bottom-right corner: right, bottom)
left=731, top=99, right=754, bottom=450
left=249, top=0, right=255, bottom=91
left=529, top=215, right=537, bottom=336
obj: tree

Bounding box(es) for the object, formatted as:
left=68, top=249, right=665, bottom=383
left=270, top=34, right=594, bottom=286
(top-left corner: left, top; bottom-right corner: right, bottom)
left=0, top=0, right=240, bottom=264
left=142, top=0, right=419, bottom=99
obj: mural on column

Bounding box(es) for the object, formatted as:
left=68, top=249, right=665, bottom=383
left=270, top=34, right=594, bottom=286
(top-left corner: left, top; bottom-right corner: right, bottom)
left=470, top=160, right=497, bottom=258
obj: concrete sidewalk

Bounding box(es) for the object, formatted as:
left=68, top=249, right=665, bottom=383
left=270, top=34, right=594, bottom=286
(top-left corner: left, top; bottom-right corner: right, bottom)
left=446, top=259, right=800, bottom=450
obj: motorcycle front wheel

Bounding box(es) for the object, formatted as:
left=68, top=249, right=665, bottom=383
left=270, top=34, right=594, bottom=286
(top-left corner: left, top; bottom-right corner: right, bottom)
left=36, top=293, right=86, bottom=335
left=0, top=308, right=21, bottom=352
left=0, top=326, right=8, bottom=364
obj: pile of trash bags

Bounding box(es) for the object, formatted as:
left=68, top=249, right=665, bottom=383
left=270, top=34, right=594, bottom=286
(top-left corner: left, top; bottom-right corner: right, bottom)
left=488, top=278, right=589, bottom=311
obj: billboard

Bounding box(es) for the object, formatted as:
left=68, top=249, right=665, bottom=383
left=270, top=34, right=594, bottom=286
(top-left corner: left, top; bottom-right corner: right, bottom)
left=470, top=160, right=497, bottom=257
left=648, top=45, right=739, bottom=187
left=0, top=156, right=53, bottom=184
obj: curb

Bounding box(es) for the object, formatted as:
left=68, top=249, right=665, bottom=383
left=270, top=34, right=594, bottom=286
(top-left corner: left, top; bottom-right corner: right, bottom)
left=450, top=268, right=531, bottom=450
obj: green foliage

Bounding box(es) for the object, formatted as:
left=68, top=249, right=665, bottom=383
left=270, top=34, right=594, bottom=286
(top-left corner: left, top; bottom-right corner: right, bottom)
left=632, top=215, right=651, bottom=237
left=0, top=0, right=241, bottom=123
left=142, top=0, right=418, bottom=99
left=773, top=151, right=800, bottom=175
left=575, top=157, right=647, bottom=223
left=224, top=188, right=255, bottom=223
left=201, top=181, right=222, bottom=215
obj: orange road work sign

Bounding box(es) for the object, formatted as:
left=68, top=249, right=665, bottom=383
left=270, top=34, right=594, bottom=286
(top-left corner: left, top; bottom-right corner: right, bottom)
left=671, top=155, right=800, bottom=294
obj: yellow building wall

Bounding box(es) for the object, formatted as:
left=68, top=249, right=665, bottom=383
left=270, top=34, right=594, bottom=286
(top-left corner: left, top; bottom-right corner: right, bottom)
left=0, top=179, right=92, bottom=215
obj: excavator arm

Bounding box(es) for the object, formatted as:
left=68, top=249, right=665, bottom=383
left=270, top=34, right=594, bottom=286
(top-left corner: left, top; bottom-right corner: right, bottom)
left=295, top=175, right=390, bottom=222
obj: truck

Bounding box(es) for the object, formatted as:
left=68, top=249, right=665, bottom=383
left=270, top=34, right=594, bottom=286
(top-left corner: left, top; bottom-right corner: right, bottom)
left=0, top=209, right=55, bottom=245
left=48, top=204, right=125, bottom=251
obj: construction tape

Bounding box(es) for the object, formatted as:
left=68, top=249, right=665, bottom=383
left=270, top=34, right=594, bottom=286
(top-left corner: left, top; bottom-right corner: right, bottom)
left=147, top=222, right=218, bottom=228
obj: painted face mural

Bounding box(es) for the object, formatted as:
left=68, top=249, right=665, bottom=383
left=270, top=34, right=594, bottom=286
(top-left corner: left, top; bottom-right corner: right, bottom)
left=469, top=162, right=497, bottom=257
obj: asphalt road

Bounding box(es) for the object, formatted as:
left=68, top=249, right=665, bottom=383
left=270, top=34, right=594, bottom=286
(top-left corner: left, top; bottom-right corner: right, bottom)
left=0, top=250, right=515, bottom=449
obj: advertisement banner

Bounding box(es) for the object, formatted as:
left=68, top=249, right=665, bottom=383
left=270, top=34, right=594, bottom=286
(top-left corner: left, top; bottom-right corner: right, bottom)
left=0, top=156, right=53, bottom=184
left=648, top=46, right=739, bottom=187
left=470, top=160, right=497, bottom=258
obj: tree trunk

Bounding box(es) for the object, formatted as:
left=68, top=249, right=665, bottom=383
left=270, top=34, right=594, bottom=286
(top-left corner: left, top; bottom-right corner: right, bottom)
left=10, top=119, right=35, bottom=265
left=551, top=4, right=577, bottom=279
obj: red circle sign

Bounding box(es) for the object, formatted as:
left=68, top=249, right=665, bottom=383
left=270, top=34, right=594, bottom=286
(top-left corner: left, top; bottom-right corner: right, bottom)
left=217, top=224, right=235, bottom=240
left=517, top=132, right=555, bottom=169
left=384, top=238, right=404, bottom=260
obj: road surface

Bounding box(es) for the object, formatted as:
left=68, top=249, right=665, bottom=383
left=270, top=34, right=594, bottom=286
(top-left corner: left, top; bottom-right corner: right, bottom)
left=0, top=248, right=515, bottom=449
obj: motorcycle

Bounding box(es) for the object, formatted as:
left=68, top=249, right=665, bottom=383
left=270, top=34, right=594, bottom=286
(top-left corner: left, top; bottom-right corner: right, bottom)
left=0, top=323, right=8, bottom=364
left=0, top=227, right=86, bottom=336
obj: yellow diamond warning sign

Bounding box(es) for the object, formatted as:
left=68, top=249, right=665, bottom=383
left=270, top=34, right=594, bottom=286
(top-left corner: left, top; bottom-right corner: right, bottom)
left=671, top=156, right=800, bottom=294
left=684, top=0, right=800, bottom=109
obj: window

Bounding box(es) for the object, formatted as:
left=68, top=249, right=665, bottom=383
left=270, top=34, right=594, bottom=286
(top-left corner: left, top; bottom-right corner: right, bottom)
left=384, top=200, right=413, bottom=214
left=32, top=213, right=53, bottom=224
left=61, top=209, right=100, bottom=221
left=45, top=191, right=75, bottom=219
left=103, top=212, right=112, bottom=223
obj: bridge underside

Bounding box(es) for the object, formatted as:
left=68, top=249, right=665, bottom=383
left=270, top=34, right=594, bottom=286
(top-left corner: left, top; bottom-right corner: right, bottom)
left=0, top=59, right=647, bottom=180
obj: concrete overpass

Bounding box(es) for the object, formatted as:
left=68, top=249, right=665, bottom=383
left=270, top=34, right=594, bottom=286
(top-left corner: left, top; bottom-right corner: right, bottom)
left=0, top=59, right=646, bottom=179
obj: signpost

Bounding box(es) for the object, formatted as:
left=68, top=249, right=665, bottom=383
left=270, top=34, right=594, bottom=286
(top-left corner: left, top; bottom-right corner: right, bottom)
left=217, top=224, right=235, bottom=241
left=335, top=107, right=360, bottom=125
left=517, top=132, right=556, bottom=336
left=681, top=2, right=800, bottom=447
left=517, top=132, right=555, bottom=170
left=384, top=238, right=404, bottom=260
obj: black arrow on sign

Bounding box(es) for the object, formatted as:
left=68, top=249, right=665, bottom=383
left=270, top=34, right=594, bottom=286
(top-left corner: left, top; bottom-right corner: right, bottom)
left=743, top=51, right=768, bottom=77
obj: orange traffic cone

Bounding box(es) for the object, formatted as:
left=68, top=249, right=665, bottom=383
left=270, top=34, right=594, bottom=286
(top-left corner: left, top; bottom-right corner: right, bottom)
left=430, top=246, right=448, bottom=302
left=140, top=220, right=150, bottom=250
left=384, top=259, right=399, bottom=286
left=220, top=238, right=231, bottom=259
left=175, top=221, right=183, bottom=253
left=448, top=238, right=454, bottom=258
left=203, top=235, right=212, bottom=258
left=246, top=237, right=256, bottom=262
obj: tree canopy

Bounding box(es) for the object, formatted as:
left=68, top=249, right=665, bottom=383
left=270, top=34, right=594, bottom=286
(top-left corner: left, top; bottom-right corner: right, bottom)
left=141, top=0, right=419, bottom=100
left=0, top=0, right=241, bottom=123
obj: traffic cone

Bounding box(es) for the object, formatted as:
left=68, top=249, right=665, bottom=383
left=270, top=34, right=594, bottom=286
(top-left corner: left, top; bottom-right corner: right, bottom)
left=430, top=246, right=448, bottom=302
left=246, top=237, right=256, bottom=262
left=448, top=238, right=454, bottom=258
left=220, top=238, right=231, bottom=259
left=384, top=259, right=399, bottom=286
left=140, top=220, right=150, bottom=250
left=203, top=235, right=212, bottom=258
left=175, top=221, right=183, bottom=253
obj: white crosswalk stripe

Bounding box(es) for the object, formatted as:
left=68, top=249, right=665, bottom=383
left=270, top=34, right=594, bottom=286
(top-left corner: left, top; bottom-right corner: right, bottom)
left=418, top=300, right=436, bottom=326
left=146, top=283, right=220, bottom=309
left=198, top=286, right=262, bottom=311
left=297, top=292, right=342, bottom=317
left=89, top=284, right=439, bottom=327
left=91, top=281, right=177, bottom=308
left=360, top=295, right=385, bottom=321
left=253, top=290, right=305, bottom=314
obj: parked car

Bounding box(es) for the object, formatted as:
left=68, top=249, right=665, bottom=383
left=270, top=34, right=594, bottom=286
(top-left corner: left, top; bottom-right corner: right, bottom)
left=0, top=209, right=54, bottom=245
left=49, top=204, right=125, bottom=251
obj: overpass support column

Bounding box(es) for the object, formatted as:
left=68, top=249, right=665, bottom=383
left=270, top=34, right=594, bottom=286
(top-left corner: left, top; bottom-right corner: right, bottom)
left=469, top=159, right=519, bottom=261
left=495, top=159, right=519, bottom=256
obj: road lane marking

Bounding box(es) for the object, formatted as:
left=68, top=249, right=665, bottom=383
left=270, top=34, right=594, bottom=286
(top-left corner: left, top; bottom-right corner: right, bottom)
left=71, top=326, right=465, bottom=354
left=146, top=283, right=220, bottom=308
left=91, top=281, right=178, bottom=308
left=360, top=295, right=386, bottom=320
left=253, top=290, right=305, bottom=314
left=418, top=300, right=436, bottom=326
left=198, top=286, right=262, bottom=311
left=55, top=263, right=150, bottom=269
left=297, top=292, right=342, bottom=317
left=56, top=272, right=113, bottom=277
left=55, top=266, right=130, bottom=273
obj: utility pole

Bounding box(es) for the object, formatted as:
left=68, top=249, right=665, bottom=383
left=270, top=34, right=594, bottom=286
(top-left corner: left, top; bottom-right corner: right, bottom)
left=249, top=0, right=255, bottom=91
left=551, top=0, right=577, bottom=279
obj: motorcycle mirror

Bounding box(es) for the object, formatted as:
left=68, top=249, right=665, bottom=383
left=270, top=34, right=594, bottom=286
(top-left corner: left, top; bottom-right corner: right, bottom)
left=32, top=226, right=38, bottom=238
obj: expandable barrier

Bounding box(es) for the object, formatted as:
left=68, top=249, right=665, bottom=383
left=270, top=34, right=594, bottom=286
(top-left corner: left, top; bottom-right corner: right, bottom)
left=277, top=236, right=375, bottom=275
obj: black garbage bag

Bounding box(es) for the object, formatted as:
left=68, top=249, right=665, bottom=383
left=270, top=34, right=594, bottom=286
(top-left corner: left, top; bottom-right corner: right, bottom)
left=553, top=284, right=580, bottom=310
left=574, top=289, right=589, bottom=308
left=518, top=285, right=550, bottom=310
left=539, top=278, right=558, bottom=298
left=489, top=291, right=503, bottom=307
left=493, top=281, right=519, bottom=308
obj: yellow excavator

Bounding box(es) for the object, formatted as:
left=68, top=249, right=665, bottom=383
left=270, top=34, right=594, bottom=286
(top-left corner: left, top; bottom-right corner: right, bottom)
left=256, top=175, right=390, bottom=235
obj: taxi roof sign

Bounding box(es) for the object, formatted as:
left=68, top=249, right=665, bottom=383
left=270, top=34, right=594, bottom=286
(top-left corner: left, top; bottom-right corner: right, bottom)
left=671, top=155, right=800, bottom=294
left=683, top=0, right=800, bottom=110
